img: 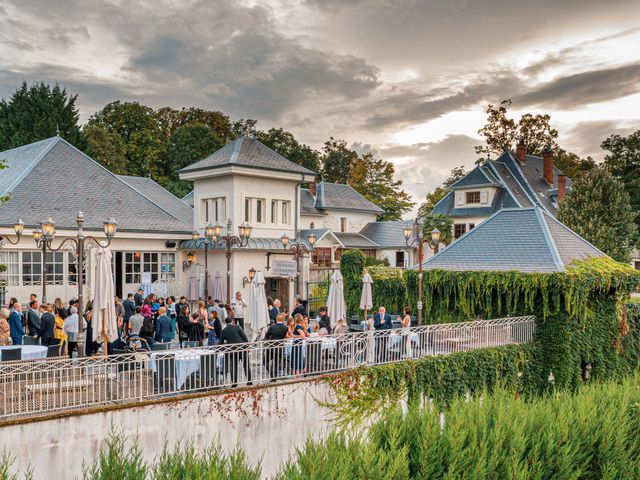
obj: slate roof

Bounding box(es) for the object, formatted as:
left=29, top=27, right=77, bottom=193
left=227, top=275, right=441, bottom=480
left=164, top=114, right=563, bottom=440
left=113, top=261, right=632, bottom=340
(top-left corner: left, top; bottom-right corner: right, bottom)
left=0, top=136, right=193, bottom=233
left=179, top=136, right=317, bottom=176
left=117, top=175, right=193, bottom=222
left=359, top=220, right=412, bottom=248
left=182, top=191, right=194, bottom=207
left=432, top=150, right=572, bottom=218
left=420, top=208, right=605, bottom=273
left=300, top=188, right=325, bottom=215
left=334, top=232, right=379, bottom=248
left=299, top=228, right=336, bottom=245
left=315, top=182, right=384, bottom=214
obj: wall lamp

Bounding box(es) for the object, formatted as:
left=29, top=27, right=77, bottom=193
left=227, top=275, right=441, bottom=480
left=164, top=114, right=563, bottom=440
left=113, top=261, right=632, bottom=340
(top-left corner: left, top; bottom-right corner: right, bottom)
left=182, top=251, right=195, bottom=271
left=242, top=267, right=256, bottom=287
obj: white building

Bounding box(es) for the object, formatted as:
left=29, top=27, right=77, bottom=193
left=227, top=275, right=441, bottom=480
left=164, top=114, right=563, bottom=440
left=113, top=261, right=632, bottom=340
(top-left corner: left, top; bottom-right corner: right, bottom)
left=0, top=135, right=414, bottom=311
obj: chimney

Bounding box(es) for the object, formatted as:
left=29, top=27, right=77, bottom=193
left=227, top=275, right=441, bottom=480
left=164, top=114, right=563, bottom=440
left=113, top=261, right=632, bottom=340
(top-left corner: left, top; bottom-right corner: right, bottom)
left=516, top=139, right=526, bottom=164
left=557, top=174, right=567, bottom=203
left=308, top=181, right=317, bottom=196
left=542, top=145, right=554, bottom=186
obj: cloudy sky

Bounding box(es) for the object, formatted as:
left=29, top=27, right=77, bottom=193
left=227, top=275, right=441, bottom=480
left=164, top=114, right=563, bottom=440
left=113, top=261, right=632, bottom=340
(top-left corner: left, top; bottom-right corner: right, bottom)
left=1, top=0, right=639, bottom=210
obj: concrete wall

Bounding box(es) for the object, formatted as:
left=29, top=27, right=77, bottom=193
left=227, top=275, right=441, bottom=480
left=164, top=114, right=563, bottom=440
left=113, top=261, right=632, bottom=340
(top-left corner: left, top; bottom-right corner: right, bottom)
left=0, top=381, right=336, bottom=479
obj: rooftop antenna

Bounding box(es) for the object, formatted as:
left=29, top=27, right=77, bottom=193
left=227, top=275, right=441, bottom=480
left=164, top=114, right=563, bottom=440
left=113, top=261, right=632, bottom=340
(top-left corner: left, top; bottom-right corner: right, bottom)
left=55, top=123, right=60, bottom=137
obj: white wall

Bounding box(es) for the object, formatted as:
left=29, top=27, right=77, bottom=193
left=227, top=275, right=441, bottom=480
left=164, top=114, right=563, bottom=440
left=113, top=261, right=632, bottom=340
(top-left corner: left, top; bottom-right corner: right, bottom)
left=452, top=186, right=499, bottom=208
left=0, top=381, right=336, bottom=480
left=306, top=210, right=377, bottom=234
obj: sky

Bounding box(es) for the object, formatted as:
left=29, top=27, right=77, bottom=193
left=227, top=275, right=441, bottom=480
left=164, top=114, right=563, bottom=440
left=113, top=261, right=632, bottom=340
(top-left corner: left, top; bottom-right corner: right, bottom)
left=0, top=0, right=639, bottom=212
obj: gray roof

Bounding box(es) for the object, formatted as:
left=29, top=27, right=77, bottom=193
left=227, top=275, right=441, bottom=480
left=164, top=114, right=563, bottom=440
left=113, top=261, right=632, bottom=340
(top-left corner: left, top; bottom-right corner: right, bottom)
left=334, top=232, right=379, bottom=248
left=315, top=182, right=384, bottom=214
left=359, top=220, right=412, bottom=248
left=300, top=228, right=335, bottom=245
left=432, top=186, right=518, bottom=217
left=300, top=188, right=325, bottom=215
left=179, top=136, right=317, bottom=176
left=117, top=175, right=193, bottom=222
left=450, top=165, right=500, bottom=190
left=181, top=191, right=194, bottom=207
left=420, top=208, right=605, bottom=273
left=179, top=236, right=311, bottom=251
left=0, top=136, right=193, bottom=233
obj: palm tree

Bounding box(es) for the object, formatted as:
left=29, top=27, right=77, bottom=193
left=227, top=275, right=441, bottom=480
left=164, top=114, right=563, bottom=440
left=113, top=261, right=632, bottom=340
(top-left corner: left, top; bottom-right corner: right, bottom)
left=422, top=213, right=454, bottom=247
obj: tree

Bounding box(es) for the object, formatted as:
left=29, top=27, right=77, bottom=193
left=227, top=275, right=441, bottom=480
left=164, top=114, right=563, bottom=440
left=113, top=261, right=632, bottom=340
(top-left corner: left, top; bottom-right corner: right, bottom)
left=422, top=213, right=454, bottom=247
left=321, top=137, right=357, bottom=183
left=557, top=168, right=636, bottom=262
left=155, top=107, right=234, bottom=143
left=256, top=128, right=321, bottom=173
left=161, top=123, right=224, bottom=197
left=348, top=153, right=414, bottom=221
left=83, top=124, right=128, bottom=174
left=602, top=130, right=640, bottom=230
left=0, top=81, right=85, bottom=149
left=417, top=166, right=467, bottom=218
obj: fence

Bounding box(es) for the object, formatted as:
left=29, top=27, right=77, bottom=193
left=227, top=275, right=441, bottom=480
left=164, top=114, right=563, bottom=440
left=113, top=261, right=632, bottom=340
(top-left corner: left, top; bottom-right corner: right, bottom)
left=0, top=316, right=535, bottom=420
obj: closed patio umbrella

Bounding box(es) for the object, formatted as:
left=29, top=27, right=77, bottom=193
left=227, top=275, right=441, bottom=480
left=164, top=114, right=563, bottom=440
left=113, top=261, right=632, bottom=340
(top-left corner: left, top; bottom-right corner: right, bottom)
left=327, top=270, right=347, bottom=329
left=92, top=247, right=118, bottom=359
left=360, top=270, right=373, bottom=323
left=248, top=271, right=269, bottom=341
left=213, top=271, right=225, bottom=302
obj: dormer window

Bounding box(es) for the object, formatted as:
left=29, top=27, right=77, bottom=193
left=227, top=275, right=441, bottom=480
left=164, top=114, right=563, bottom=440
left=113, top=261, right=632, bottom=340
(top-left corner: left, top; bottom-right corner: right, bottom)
left=466, top=191, right=481, bottom=204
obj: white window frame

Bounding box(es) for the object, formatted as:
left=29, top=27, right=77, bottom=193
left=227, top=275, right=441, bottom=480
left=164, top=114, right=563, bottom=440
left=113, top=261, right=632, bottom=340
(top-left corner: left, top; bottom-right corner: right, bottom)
left=160, top=253, right=176, bottom=282
left=21, top=251, right=42, bottom=287
left=0, top=251, right=19, bottom=286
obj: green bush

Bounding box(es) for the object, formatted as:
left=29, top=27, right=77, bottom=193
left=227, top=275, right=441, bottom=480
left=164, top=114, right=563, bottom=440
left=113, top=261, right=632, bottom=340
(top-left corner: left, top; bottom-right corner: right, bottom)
left=367, top=265, right=407, bottom=314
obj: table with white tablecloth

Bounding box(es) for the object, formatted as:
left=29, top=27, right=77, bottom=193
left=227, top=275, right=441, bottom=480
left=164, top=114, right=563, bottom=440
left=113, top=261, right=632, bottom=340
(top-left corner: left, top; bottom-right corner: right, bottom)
left=284, top=338, right=337, bottom=358
left=149, top=349, right=208, bottom=389
left=0, top=345, right=48, bottom=361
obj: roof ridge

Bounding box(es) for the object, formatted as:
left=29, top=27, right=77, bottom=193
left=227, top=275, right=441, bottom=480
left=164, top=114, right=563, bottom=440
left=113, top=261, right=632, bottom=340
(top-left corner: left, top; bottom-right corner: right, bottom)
left=502, top=152, right=542, bottom=208
left=0, top=136, right=59, bottom=196
left=485, top=161, right=523, bottom=208
left=540, top=209, right=607, bottom=258
left=56, top=138, right=191, bottom=226
left=534, top=207, right=564, bottom=271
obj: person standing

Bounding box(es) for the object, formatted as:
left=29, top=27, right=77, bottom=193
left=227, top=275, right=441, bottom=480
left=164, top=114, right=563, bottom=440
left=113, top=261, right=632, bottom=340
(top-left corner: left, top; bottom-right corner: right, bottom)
left=291, top=314, right=307, bottom=377
left=231, top=291, right=247, bottom=330
left=185, top=312, right=205, bottom=345
left=122, top=293, right=136, bottom=330
left=264, top=313, right=288, bottom=380
left=219, top=317, right=252, bottom=387
left=0, top=307, right=12, bottom=346
left=154, top=307, right=173, bottom=343
left=206, top=310, right=222, bottom=346
left=291, top=298, right=305, bottom=318
left=8, top=303, right=24, bottom=345
left=209, top=299, right=227, bottom=325
left=39, top=304, right=56, bottom=347
left=166, top=296, right=177, bottom=340
left=399, top=306, right=412, bottom=359
left=373, top=306, right=393, bottom=362
left=26, top=300, right=40, bottom=340
left=134, top=288, right=144, bottom=307
left=318, top=306, right=332, bottom=335
left=114, top=296, right=125, bottom=334
left=63, top=306, right=86, bottom=358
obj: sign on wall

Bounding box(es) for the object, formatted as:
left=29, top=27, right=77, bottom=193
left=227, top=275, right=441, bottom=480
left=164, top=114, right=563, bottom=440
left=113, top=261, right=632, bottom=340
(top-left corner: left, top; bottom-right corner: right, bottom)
left=273, top=260, right=297, bottom=277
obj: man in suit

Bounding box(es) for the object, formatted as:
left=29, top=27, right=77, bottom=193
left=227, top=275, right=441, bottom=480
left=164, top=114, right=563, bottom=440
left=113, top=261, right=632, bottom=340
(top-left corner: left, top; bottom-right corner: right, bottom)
left=373, top=306, right=393, bottom=362
left=122, top=293, right=136, bottom=331
left=220, top=317, right=252, bottom=387
left=264, top=313, right=288, bottom=380
left=134, top=288, right=144, bottom=307
left=39, top=304, right=56, bottom=346
left=26, top=300, right=41, bottom=339
left=8, top=302, right=24, bottom=345
left=154, top=307, right=173, bottom=343
left=291, top=298, right=305, bottom=318
left=318, top=306, right=332, bottom=335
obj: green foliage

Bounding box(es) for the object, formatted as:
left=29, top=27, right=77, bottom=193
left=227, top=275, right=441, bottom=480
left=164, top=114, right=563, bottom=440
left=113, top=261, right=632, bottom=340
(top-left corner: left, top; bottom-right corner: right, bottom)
left=256, top=127, right=321, bottom=174
left=602, top=129, right=640, bottom=233
left=340, top=249, right=367, bottom=315
left=320, top=137, right=356, bottom=183
left=83, top=124, right=129, bottom=174
left=82, top=431, right=147, bottom=479
left=558, top=167, right=636, bottom=262
left=368, top=266, right=407, bottom=314
left=417, top=165, right=466, bottom=217
left=0, top=81, right=85, bottom=150
left=421, top=213, right=454, bottom=246
left=364, top=255, right=389, bottom=268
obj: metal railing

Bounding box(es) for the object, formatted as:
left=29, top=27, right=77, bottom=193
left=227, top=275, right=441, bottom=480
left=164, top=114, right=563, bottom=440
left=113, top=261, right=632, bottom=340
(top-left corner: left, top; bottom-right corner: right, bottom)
left=0, top=316, right=534, bottom=420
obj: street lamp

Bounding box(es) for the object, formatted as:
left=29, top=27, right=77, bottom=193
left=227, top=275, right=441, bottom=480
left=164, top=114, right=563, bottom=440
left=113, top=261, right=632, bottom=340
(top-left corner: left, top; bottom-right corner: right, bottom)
left=193, top=225, right=218, bottom=299
left=404, top=219, right=441, bottom=325
left=208, top=219, right=252, bottom=304
left=280, top=231, right=317, bottom=299
left=31, top=212, right=117, bottom=334
left=0, top=219, right=25, bottom=245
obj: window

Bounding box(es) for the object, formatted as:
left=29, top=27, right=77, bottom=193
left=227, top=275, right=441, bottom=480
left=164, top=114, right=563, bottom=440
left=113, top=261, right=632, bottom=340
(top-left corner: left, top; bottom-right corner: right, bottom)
left=143, top=253, right=159, bottom=283
left=468, top=223, right=475, bottom=230
left=22, top=251, right=42, bottom=286
left=282, top=201, right=290, bottom=225
left=0, top=251, right=19, bottom=286
left=202, top=197, right=226, bottom=224
left=271, top=200, right=277, bottom=223
left=311, top=248, right=333, bottom=267
left=340, top=217, right=347, bottom=233
left=454, top=224, right=467, bottom=239
left=466, top=191, right=481, bottom=204
left=395, top=251, right=406, bottom=268
left=125, top=252, right=142, bottom=284
left=43, top=252, right=64, bottom=285
left=309, top=222, right=315, bottom=229
left=67, top=252, right=86, bottom=285
left=160, top=253, right=176, bottom=282
left=255, top=199, right=265, bottom=223
left=244, top=198, right=250, bottom=222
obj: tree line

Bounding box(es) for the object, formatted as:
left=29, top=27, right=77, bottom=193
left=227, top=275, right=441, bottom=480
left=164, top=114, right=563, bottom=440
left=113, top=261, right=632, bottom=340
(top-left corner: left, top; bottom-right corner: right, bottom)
left=0, top=82, right=413, bottom=221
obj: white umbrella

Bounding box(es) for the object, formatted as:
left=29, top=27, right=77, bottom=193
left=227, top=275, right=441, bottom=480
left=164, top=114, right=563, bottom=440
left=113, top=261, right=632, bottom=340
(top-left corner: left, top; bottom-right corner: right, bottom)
left=327, top=269, right=347, bottom=329
left=247, top=271, right=269, bottom=341
left=92, top=247, right=118, bottom=356
left=213, top=271, right=225, bottom=302
left=359, top=270, right=373, bottom=322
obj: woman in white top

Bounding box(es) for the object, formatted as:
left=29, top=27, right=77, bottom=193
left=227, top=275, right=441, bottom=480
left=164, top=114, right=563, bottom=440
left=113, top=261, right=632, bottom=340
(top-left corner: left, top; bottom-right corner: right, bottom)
left=399, top=306, right=412, bottom=359
left=63, top=306, right=86, bottom=359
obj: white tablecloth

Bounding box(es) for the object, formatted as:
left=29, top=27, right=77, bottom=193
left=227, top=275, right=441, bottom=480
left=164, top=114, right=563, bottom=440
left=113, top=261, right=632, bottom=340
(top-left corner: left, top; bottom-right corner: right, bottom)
left=389, top=331, right=420, bottom=348
left=284, top=338, right=337, bottom=357
left=0, top=345, right=48, bottom=361
left=140, top=283, right=169, bottom=299
left=149, top=349, right=207, bottom=389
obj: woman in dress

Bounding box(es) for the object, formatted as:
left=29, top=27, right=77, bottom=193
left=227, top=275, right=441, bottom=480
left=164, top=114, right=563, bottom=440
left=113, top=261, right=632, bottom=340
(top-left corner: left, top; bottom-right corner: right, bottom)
left=177, top=305, right=190, bottom=347
left=186, top=312, right=205, bottom=345
left=0, top=307, right=12, bottom=346
left=84, top=302, right=99, bottom=356
left=206, top=310, right=222, bottom=346
left=399, top=306, right=412, bottom=359
left=291, top=314, right=307, bottom=377
left=197, top=300, right=208, bottom=327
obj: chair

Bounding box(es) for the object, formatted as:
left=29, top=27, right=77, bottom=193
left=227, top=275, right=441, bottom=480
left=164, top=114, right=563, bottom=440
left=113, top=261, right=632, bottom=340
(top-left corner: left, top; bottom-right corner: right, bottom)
left=46, top=345, right=61, bottom=357
left=183, top=341, right=199, bottom=348
left=151, top=343, right=171, bottom=351
left=199, top=352, right=218, bottom=388
left=1, top=347, right=22, bottom=362
left=22, top=336, right=40, bottom=345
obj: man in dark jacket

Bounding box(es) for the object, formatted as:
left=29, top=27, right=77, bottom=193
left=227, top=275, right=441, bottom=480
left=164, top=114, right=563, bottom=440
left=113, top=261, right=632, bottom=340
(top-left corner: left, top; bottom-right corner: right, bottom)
left=154, top=307, right=173, bottom=343
left=220, top=317, right=252, bottom=387
left=123, top=293, right=136, bottom=327
left=26, top=300, right=41, bottom=339
left=291, top=298, right=305, bottom=318
left=134, top=288, right=144, bottom=307
left=8, top=302, right=24, bottom=345
left=39, top=304, right=56, bottom=346
left=264, top=313, right=288, bottom=380
left=318, top=306, right=332, bottom=335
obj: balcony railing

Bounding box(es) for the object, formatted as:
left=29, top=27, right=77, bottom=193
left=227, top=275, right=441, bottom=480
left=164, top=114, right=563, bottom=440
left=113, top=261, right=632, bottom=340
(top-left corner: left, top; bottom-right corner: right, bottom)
left=0, top=316, right=535, bottom=420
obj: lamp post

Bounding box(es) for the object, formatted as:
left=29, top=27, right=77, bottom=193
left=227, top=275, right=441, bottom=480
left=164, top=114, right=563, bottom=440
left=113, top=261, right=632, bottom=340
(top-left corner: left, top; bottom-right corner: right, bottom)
left=191, top=225, right=217, bottom=300
left=280, top=231, right=316, bottom=300
left=242, top=267, right=256, bottom=288
left=31, top=212, right=117, bottom=333
left=208, top=219, right=252, bottom=304
left=403, top=219, right=441, bottom=325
